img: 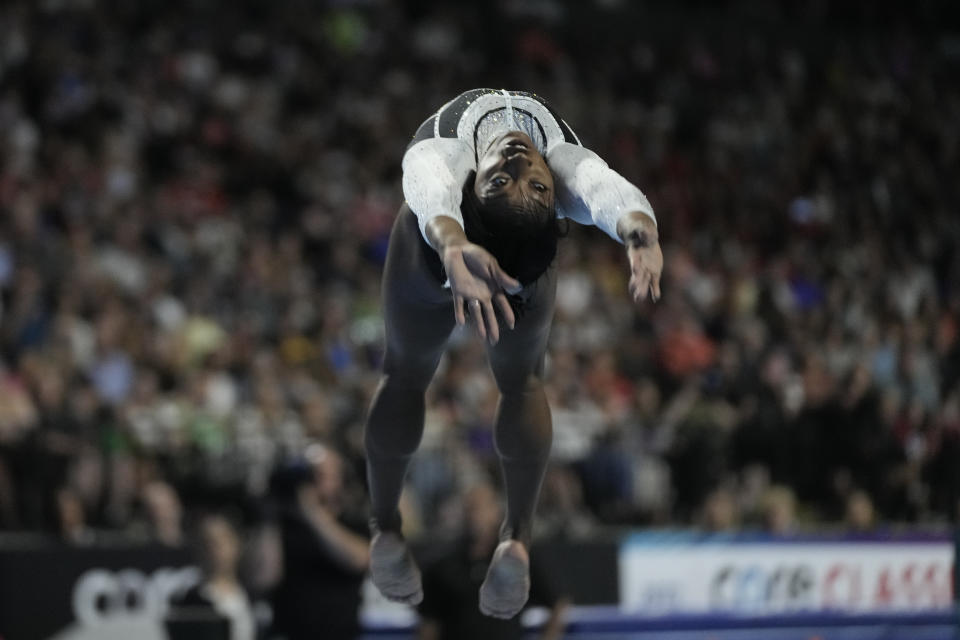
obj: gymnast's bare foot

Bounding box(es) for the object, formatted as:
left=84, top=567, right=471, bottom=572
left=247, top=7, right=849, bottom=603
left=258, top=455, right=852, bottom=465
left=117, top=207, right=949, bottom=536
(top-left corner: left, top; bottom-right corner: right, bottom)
left=479, top=540, right=530, bottom=619
left=370, top=529, right=423, bottom=605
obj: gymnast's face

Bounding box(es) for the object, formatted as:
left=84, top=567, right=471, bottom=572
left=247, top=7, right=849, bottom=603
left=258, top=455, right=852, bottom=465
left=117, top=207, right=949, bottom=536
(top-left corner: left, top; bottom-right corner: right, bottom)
left=474, top=131, right=555, bottom=210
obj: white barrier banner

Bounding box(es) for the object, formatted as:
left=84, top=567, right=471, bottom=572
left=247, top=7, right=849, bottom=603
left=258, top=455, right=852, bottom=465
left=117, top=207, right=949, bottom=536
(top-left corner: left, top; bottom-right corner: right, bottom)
left=619, top=534, right=954, bottom=615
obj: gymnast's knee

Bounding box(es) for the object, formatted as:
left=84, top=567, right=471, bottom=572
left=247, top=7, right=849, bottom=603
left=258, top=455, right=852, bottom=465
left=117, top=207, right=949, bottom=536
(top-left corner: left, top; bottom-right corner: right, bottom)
left=493, top=370, right=546, bottom=395
left=493, top=375, right=552, bottom=459
left=364, top=415, right=422, bottom=460
left=378, top=369, right=434, bottom=392
left=381, top=349, right=442, bottom=390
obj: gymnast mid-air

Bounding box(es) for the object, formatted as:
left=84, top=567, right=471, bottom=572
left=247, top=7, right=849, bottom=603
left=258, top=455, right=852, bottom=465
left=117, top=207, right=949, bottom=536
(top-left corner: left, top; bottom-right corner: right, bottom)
left=363, top=88, right=662, bottom=618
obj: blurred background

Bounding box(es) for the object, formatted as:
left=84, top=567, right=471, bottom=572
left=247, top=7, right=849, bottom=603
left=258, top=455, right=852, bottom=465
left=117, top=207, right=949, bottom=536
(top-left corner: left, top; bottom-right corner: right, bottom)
left=0, top=0, right=959, bottom=639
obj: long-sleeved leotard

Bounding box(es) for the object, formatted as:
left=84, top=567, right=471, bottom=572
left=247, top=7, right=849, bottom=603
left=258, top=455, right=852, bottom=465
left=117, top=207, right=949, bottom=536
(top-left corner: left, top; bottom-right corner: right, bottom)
left=369, top=91, right=655, bottom=609
left=401, top=88, right=656, bottom=248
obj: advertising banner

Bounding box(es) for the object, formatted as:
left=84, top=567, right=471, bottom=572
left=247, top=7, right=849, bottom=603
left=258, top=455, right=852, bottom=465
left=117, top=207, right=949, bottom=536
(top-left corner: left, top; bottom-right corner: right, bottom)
left=619, top=532, right=955, bottom=616
left=0, top=541, right=198, bottom=640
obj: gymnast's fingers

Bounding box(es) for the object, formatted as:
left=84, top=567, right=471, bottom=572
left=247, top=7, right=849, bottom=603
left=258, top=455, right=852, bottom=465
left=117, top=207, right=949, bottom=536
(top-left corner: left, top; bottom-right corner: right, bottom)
left=482, top=299, right=500, bottom=344
left=494, top=292, right=515, bottom=330
left=492, top=265, right=522, bottom=296
left=454, top=295, right=466, bottom=326
left=471, top=299, right=488, bottom=340
left=634, top=270, right=651, bottom=303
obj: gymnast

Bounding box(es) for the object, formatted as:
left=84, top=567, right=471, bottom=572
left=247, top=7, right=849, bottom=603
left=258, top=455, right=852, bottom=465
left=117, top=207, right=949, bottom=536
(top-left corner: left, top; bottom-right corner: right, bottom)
left=363, top=88, right=662, bottom=619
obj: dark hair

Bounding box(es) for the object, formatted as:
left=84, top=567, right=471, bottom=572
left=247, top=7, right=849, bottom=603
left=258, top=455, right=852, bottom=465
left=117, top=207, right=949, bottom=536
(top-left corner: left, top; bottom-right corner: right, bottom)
left=460, top=171, right=567, bottom=286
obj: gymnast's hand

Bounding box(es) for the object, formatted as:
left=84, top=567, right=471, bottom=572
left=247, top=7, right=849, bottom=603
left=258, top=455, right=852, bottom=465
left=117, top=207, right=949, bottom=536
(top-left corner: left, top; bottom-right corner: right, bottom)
left=617, top=212, right=663, bottom=304
left=443, top=242, right=521, bottom=345
left=426, top=215, right=521, bottom=344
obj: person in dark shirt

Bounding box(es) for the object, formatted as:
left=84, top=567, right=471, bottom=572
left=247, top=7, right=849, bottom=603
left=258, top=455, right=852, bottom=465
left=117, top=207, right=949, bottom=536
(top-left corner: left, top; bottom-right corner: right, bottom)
left=270, top=445, right=370, bottom=640
left=417, top=484, right=568, bottom=640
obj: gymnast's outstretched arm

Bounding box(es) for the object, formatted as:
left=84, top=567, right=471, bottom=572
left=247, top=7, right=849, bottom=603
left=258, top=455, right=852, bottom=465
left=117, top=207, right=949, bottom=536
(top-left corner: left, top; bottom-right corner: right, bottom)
left=546, top=142, right=656, bottom=239
left=403, top=135, right=662, bottom=304
left=547, top=142, right=662, bottom=303
left=403, top=139, right=523, bottom=342
left=402, top=137, right=475, bottom=247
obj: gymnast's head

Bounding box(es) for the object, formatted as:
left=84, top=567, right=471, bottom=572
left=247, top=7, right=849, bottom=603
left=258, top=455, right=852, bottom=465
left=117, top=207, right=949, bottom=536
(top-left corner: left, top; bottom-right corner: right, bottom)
left=468, top=130, right=558, bottom=238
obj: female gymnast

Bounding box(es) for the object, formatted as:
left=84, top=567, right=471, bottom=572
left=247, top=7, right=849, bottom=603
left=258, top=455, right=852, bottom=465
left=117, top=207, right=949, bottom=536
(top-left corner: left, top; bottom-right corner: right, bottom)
left=364, top=89, right=662, bottom=619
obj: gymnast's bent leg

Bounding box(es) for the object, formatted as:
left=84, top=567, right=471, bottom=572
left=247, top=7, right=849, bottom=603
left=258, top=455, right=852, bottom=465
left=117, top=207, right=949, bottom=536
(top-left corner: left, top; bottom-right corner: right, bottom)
left=479, top=264, right=557, bottom=619
left=364, top=204, right=455, bottom=604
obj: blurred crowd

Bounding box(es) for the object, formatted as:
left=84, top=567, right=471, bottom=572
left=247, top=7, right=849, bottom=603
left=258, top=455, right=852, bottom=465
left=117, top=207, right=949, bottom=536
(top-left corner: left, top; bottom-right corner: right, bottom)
left=0, top=0, right=959, bottom=570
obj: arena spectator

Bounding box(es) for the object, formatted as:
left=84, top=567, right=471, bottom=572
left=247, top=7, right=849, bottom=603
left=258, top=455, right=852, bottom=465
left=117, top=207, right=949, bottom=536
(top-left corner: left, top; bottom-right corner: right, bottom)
left=169, top=514, right=255, bottom=640
left=701, top=487, right=741, bottom=533
left=535, top=465, right=597, bottom=541
left=845, top=490, right=878, bottom=533
left=141, top=481, right=186, bottom=547
left=761, top=486, right=798, bottom=535
left=0, top=0, right=956, bottom=550
left=269, top=445, right=369, bottom=640
left=418, top=484, right=569, bottom=640
left=55, top=486, right=95, bottom=545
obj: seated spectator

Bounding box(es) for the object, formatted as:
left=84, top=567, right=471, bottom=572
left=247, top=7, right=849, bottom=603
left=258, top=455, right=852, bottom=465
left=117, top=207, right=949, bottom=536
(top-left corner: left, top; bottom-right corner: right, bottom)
left=418, top=484, right=569, bottom=640
left=169, top=514, right=255, bottom=640
left=535, top=465, right=596, bottom=540
left=844, top=490, right=877, bottom=533
left=141, top=481, right=185, bottom=547
left=761, top=486, right=797, bottom=535
left=700, top=487, right=740, bottom=533
left=55, top=486, right=95, bottom=545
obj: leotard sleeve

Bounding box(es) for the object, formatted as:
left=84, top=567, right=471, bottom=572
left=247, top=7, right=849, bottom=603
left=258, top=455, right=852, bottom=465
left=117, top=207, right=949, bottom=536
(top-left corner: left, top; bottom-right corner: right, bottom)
left=546, top=142, right=656, bottom=242
left=401, top=137, right=476, bottom=249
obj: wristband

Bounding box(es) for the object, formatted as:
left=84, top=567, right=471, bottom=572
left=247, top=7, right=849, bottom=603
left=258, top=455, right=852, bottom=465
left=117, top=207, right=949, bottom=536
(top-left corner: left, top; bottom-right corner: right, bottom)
left=627, top=229, right=651, bottom=249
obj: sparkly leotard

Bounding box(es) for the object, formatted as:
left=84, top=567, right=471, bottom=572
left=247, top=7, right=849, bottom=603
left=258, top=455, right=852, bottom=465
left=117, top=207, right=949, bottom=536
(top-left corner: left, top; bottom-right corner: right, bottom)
left=402, top=88, right=656, bottom=247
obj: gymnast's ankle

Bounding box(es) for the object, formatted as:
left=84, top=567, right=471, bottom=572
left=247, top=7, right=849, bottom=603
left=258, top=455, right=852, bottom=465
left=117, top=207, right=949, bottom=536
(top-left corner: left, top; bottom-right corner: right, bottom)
left=370, top=513, right=404, bottom=536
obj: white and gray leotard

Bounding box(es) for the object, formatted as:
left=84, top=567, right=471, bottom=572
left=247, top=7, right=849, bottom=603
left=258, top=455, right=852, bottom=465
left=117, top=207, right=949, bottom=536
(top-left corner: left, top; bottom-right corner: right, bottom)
left=401, top=88, right=656, bottom=247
